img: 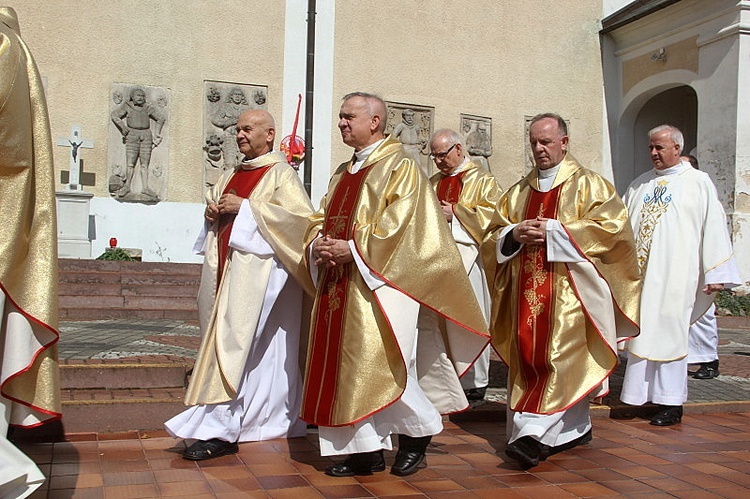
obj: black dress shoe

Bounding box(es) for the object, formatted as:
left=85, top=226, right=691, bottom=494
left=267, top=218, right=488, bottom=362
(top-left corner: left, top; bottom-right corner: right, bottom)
left=650, top=405, right=683, bottom=426
left=182, top=438, right=239, bottom=460
left=505, top=436, right=547, bottom=468
left=325, top=450, right=385, bottom=477
left=391, top=434, right=431, bottom=476
left=464, top=386, right=487, bottom=401
left=694, top=360, right=720, bottom=379
left=543, top=428, right=592, bottom=459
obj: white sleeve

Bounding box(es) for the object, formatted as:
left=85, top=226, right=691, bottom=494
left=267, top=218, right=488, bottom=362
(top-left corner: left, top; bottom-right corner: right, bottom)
left=349, top=240, right=387, bottom=290
left=451, top=217, right=475, bottom=246
left=546, top=219, right=586, bottom=263
left=227, top=199, right=274, bottom=257
left=705, top=257, right=743, bottom=288
left=192, top=220, right=209, bottom=255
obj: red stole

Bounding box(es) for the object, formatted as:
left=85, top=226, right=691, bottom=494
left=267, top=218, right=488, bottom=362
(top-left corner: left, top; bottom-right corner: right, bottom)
left=302, top=165, right=371, bottom=425
left=216, top=166, right=272, bottom=282
left=436, top=171, right=466, bottom=204
left=515, top=186, right=561, bottom=412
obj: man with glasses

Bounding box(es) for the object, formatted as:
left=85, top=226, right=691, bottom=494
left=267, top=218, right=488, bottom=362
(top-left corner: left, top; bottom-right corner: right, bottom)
left=486, top=113, right=641, bottom=468
left=427, top=129, right=502, bottom=402
left=302, top=92, right=489, bottom=478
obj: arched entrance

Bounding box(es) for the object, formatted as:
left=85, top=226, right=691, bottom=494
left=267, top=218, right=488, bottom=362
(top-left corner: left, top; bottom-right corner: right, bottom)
left=613, top=84, right=698, bottom=192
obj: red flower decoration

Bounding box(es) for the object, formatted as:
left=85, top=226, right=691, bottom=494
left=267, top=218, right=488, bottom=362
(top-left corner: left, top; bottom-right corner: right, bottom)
left=109, top=238, right=118, bottom=248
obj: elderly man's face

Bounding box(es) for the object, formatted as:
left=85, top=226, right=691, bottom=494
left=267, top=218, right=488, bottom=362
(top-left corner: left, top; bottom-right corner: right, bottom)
left=338, top=96, right=377, bottom=151
left=430, top=136, right=463, bottom=174
left=529, top=118, right=568, bottom=170
left=236, top=112, right=273, bottom=160
left=649, top=130, right=681, bottom=170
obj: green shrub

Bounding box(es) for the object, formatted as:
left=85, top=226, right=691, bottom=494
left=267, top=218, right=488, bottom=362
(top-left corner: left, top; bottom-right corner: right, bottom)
left=715, top=290, right=750, bottom=316
left=96, top=248, right=137, bottom=261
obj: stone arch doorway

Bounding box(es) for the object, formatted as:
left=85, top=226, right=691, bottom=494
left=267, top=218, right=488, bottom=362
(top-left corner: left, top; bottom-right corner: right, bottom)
left=615, top=84, right=698, bottom=192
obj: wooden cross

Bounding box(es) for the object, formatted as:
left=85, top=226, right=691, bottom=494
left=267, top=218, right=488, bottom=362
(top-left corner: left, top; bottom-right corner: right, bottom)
left=57, top=125, right=95, bottom=190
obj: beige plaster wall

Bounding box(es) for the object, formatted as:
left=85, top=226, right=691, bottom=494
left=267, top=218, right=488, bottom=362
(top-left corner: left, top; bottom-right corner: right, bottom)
left=330, top=0, right=607, bottom=187
left=7, top=0, right=286, bottom=203
left=10, top=0, right=607, bottom=203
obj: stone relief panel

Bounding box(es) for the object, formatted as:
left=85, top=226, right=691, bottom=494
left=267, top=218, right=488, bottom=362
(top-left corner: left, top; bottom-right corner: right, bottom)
left=460, top=114, right=492, bottom=172
left=203, top=81, right=268, bottom=197
left=385, top=102, right=433, bottom=177
left=108, top=84, right=170, bottom=203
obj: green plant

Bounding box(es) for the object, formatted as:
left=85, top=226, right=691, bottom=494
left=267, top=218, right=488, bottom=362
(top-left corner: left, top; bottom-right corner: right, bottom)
left=715, top=289, right=750, bottom=316
left=96, top=248, right=136, bottom=261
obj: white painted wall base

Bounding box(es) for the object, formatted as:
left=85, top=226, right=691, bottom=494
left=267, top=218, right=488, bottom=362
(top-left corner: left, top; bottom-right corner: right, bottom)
left=89, top=198, right=204, bottom=264
left=56, top=190, right=94, bottom=259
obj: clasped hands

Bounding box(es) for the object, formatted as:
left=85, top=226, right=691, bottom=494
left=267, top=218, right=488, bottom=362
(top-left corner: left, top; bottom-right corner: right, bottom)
left=512, top=216, right=549, bottom=245
left=205, top=193, right=243, bottom=222
left=313, top=235, right=353, bottom=267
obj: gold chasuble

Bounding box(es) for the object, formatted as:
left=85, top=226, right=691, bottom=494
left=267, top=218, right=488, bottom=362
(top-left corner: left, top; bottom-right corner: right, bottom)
left=302, top=136, right=490, bottom=427
left=186, top=153, right=314, bottom=406
left=430, top=159, right=501, bottom=273
left=0, top=8, right=61, bottom=426
left=487, top=154, right=640, bottom=414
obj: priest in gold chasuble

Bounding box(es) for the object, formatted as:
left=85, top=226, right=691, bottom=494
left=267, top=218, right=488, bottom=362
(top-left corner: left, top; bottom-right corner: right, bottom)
left=1, top=8, right=61, bottom=497
left=303, top=93, right=489, bottom=478
left=166, top=110, right=315, bottom=461
left=486, top=114, right=640, bottom=468
left=428, top=129, right=502, bottom=401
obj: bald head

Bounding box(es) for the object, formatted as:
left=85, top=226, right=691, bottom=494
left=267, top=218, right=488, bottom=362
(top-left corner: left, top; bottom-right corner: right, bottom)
left=236, top=109, right=276, bottom=160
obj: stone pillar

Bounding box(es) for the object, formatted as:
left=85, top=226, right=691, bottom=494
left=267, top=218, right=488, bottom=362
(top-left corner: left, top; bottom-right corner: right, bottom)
left=56, top=190, right=94, bottom=258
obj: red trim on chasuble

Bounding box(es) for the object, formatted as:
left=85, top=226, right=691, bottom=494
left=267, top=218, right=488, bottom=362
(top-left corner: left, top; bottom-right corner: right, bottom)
left=515, top=186, right=561, bottom=413
left=436, top=171, right=466, bottom=204
left=302, top=166, right=371, bottom=425
left=215, top=166, right=272, bottom=283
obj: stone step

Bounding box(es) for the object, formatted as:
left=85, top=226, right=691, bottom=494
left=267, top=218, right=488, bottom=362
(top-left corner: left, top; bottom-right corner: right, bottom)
left=60, top=363, right=190, bottom=390
left=60, top=387, right=187, bottom=433
left=58, top=258, right=201, bottom=321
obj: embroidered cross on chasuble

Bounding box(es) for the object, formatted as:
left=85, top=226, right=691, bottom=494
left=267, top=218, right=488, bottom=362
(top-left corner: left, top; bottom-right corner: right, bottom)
left=515, top=185, right=562, bottom=413
left=215, top=166, right=272, bottom=282
left=302, top=165, right=371, bottom=425
left=436, top=171, right=467, bottom=204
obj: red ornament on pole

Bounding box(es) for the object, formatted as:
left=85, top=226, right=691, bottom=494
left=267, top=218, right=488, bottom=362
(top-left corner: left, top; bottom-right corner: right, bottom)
left=280, top=94, right=306, bottom=169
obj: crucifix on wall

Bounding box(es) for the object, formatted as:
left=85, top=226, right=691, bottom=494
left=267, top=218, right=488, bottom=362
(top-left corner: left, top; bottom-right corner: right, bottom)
left=57, top=125, right=95, bottom=190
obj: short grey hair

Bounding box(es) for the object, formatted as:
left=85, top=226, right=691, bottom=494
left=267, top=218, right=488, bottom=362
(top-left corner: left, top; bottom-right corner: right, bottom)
left=649, top=125, right=684, bottom=153
left=430, top=128, right=464, bottom=148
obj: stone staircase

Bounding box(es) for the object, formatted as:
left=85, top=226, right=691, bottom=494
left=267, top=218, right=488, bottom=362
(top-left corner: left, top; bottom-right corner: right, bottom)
left=44, top=259, right=201, bottom=436
left=58, top=258, right=202, bottom=321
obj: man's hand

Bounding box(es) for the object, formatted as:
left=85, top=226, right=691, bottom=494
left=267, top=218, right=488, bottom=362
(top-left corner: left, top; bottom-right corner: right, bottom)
left=440, top=200, right=454, bottom=222
left=205, top=202, right=220, bottom=223
left=703, top=283, right=724, bottom=295
left=217, top=193, right=243, bottom=215
left=313, top=235, right=353, bottom=267
left=512, top=216, right=549, bottom=245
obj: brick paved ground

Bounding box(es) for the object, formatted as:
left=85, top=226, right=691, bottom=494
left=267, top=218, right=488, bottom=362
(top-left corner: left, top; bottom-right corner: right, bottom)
left=18, top=318, right=747, bottom=497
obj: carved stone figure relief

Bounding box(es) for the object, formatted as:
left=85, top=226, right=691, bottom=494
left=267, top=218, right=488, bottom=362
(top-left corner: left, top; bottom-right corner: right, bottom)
left=108, top=84, right=170, bottom=203
left=385, top=102, right=433, bottom=177
left=203, top=81, right=268, bottom=197
left=460, top=114, right=492, bottom=172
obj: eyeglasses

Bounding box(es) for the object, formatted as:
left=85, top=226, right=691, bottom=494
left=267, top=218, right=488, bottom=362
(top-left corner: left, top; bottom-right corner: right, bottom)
left=429, top=143, right=456, bottom=161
